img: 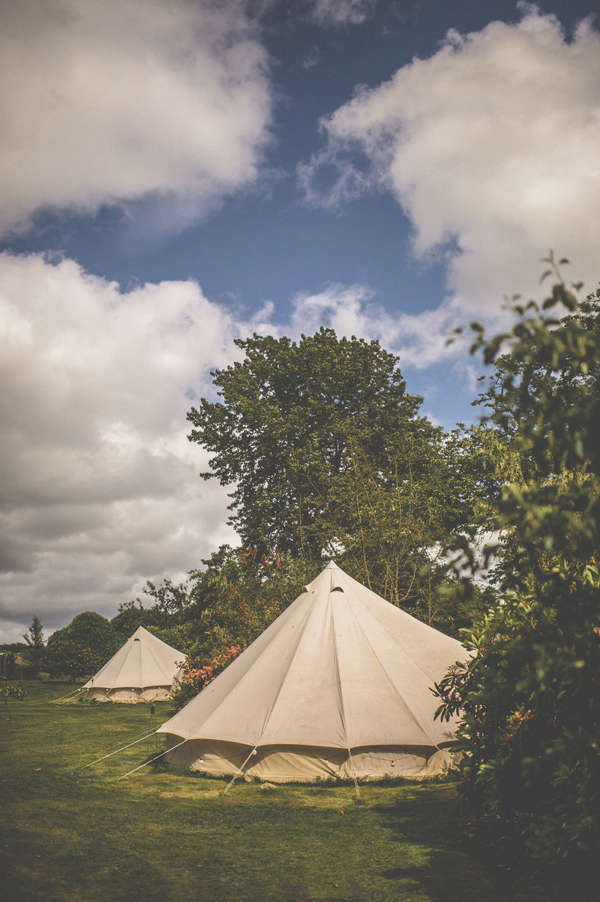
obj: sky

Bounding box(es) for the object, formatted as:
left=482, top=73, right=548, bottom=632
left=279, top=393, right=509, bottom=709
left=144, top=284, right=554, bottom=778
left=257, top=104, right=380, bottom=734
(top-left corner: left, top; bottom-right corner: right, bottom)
left=2, top=0, right=600, bottom=642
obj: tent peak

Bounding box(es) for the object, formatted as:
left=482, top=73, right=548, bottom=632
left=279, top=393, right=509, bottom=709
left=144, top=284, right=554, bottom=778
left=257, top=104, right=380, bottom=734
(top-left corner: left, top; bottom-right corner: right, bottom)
left=324, top=560, right=339, bottom=570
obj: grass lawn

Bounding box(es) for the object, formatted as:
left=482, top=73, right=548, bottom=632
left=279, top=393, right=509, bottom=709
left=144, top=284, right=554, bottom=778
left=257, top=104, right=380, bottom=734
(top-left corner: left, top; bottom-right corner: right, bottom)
left=1, top=682, right=521, bottom=902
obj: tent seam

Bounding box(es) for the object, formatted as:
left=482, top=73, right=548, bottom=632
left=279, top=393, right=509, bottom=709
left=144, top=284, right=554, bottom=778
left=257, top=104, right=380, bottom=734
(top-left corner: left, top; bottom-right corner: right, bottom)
left=164, top=593, right=314, bottom=743
left=341, top=580, right=441, bottom=748
left=358, top=582, right=461, bottom=686
left=142, top=634, right=175, bottom=688
left=255, top=588, right=325, bottom=745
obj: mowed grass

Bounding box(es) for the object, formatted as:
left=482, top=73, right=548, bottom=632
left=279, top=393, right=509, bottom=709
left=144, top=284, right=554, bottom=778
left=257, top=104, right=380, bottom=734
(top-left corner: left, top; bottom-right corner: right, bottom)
left=1, top=682, right=515, bottom=902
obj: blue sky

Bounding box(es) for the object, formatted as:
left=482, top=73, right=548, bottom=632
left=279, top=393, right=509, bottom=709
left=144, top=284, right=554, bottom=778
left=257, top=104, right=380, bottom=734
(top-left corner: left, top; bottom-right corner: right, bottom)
left=1, top=0, right=599, bottom=639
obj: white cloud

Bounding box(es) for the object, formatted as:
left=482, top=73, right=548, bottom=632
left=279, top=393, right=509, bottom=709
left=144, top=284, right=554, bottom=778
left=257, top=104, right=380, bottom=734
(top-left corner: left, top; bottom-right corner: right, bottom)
left=0, top=252, right=261, bottom=639
left=311, top=0, right=376, bottom=25
left=299, top=5, right=600, bottom=353
left=289, top=282, right=475, bottom=369
left=290, top=283, right=376, bottom=335
left=0, top=0, right=273, bottom=236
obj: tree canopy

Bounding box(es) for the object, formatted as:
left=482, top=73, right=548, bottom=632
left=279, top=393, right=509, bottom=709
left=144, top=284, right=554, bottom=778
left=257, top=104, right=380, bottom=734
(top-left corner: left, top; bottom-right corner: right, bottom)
left=44, top=611, right=120, bottom=681
left=187, top=328, right=484, bottom=624
left=188, top=329, right=424, bottom=557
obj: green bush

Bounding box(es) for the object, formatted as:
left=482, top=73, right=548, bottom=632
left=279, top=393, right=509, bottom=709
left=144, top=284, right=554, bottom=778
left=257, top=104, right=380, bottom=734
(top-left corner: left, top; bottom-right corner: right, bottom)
left=0, top=682, right=26, bottom=704
left=436, top=265, right=600, bottom=867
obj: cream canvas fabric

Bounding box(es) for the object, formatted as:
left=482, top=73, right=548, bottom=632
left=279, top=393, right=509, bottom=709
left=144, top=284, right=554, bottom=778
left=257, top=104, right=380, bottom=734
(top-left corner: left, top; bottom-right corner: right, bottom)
left=82, top=626, right=186, bottom=703
left=159, top=562, right=468, bottom=779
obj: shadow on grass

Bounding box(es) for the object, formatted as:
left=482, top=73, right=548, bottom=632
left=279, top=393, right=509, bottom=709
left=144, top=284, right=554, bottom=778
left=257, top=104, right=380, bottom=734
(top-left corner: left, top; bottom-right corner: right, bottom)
left=370, top=793, right=513, bottom=902
left=373, top=792, right=600, bottom=902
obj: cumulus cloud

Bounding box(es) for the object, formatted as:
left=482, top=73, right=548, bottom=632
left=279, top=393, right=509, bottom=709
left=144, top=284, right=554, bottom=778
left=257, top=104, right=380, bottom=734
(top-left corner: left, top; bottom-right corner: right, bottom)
left=0, top=0, right=273, bottom=236
left=289, top=282, right=469, bottom=369
left=0, top=252, right=270, bottom=640
left=299, top=5, right=600, bottom=356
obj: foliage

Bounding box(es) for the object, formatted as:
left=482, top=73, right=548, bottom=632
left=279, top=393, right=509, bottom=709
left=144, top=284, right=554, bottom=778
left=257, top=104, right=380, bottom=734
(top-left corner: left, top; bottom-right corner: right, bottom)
left=22, top=615, right=46, bottom=673
left=188, top=328, right=486, bottom=624
left=0, top=650, right=17, bottom=680
left=44, top=611, right=121, bottom=681
left=188, top=328, right=424, bottom=559
left=435, top=264, right=600, bottom=866
left=111, top=599, right=164, bottom=637
left=0, top=681, right=26, bottom=705
left=175, top=644, right=243, bottom=708
left=323, top=428, right=490, bottom=632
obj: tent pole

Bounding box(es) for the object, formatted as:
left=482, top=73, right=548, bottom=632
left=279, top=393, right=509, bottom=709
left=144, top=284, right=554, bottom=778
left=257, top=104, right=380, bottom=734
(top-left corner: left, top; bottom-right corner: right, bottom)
left=347, top=748, right=360, bottom=800
left=222, top=747, right=258, bottom=797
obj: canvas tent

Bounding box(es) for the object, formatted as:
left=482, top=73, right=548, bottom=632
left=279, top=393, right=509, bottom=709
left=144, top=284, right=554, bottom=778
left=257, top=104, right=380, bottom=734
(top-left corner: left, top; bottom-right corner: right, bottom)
left=158, top=562, right=468, bottom=781
left=82, top=626, right=186, bottom=703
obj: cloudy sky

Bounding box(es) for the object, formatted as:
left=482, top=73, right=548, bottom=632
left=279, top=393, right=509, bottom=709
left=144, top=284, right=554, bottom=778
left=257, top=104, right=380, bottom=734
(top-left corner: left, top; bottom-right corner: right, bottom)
left=2, top=0, right=600, bottom=641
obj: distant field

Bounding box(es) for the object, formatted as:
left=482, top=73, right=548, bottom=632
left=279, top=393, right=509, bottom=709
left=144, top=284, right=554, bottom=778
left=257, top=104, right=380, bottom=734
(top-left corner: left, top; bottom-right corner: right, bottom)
left=1, top=681, right=517, bottom=902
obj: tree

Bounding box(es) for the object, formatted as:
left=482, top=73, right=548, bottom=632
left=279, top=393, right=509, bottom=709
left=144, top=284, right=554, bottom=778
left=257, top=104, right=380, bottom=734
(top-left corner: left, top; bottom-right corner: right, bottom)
left=188, top=329, right=483, bottom=617
left=111, top=597, right=169, bottom=639
left=22, top=616, right=45, bottom=674
left=188, top=329, right=424, bottom=559
left=313, top=427, right=489, bottom=630
left=436, top=265, right=600, bottom=868
left=44, top=612, right=120, bottom=681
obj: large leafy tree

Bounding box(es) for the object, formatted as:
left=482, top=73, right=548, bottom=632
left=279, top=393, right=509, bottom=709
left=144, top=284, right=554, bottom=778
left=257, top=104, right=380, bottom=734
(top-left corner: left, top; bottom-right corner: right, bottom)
left=188, top=329, right=424, bottom=559
left=44, top=611, right=120, bottom=681
left=319, top=426, right=490, bottom=629
left=436, top=269, right=600, bottom=867
left=188, top=329, right=481, bottom=618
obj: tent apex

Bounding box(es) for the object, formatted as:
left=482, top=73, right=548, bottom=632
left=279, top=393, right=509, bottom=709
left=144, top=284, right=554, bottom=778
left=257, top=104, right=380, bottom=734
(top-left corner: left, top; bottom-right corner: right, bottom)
left=324, top=560, right=339, bottom=570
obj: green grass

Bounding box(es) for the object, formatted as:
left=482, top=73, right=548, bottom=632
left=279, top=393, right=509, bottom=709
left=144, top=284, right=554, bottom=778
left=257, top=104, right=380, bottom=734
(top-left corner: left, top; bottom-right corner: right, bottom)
left=1, top=682, right=517, bottom=902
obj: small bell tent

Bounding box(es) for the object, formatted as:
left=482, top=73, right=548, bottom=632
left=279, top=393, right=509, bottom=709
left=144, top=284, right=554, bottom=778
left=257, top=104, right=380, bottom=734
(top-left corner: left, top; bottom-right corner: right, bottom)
left=158, top=562, right=468, bottom=780
left=82, top=626, right=186, bottom=703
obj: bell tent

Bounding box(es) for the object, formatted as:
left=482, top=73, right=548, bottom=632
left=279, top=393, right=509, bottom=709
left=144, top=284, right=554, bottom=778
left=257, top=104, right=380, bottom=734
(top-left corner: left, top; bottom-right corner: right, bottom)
left=158, top=562, right=468, bottom=780
left=82, top=626, right=186, bottom=703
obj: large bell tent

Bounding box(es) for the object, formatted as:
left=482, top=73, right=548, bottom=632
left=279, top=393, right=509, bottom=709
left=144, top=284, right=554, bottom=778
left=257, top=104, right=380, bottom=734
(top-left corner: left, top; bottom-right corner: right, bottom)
left=83, top=626, right=186, bottom=703
left=158, top=562, right=468, bottom=781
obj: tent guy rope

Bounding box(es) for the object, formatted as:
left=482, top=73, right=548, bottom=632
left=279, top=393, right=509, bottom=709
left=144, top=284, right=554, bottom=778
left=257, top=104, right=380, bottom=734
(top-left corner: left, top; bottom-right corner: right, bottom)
left=118, top=738, right=189, bottom=781
left=81, top=729, right=159, bottom=769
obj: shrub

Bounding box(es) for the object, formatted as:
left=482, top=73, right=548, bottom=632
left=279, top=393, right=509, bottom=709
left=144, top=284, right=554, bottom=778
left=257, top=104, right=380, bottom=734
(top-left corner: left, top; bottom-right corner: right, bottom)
left=436, top=266, right=600, bottom=866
